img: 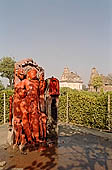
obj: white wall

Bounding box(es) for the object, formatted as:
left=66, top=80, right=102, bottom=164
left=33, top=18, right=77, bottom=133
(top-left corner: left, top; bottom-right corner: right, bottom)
left=60, top=82, right=82, bottom=90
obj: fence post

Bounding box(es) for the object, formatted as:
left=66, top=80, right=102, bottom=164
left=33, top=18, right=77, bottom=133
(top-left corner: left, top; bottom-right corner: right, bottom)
left=108, top=93, right=111, bottom=130
left=66, top=92, right=69, bottom=123
left=4, top=92, right=6, bottom=124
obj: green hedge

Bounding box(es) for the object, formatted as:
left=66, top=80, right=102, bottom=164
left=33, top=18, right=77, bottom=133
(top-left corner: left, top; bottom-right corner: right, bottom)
left=58, top=88, right=112, bottom=130
left=0, top=88, right=112, bottom=130
left=0, top=89, right=14, bottom=124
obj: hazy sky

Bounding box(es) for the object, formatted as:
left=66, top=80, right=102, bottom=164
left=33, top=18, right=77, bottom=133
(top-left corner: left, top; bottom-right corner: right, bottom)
left=0, top=0, right=112, bottom=85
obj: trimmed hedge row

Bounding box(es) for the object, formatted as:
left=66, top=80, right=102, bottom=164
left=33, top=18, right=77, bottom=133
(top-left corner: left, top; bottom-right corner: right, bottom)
left=0, top=89, right=13, bottom=124
left=0, top=88, right=112, bottom=130
left=58, top=88, right=112, bottom=130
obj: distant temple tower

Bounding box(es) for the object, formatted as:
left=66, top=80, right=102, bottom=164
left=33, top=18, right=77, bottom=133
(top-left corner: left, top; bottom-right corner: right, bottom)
left=88, top=67, right=99, bottom=92
left=88, top=67, right=112, bottom=92
left=60, top=67, right=83, bottom=90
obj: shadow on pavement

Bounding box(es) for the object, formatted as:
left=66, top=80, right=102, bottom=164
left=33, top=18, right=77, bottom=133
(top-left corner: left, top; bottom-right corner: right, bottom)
left=58, top=125, right=112, bottom=170
left=0, top=124, right=112, bottom=170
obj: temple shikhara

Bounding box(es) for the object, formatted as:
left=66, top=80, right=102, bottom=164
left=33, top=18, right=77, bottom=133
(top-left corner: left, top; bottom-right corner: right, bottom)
left=8, top=58, right=60, bottom=151
left=88, top=67, right=112, bottom=92
left=60, top=67, right=83, bottom=90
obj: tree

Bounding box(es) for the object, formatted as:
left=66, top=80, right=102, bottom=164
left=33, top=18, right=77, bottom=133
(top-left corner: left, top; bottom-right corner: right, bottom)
left=0, top=80, right=5, bottom=90
left=82, top=84, right=88, bottom=91
left=0, top=57, right=15, bottom=88
left=92, top=75, right=103, bottom=92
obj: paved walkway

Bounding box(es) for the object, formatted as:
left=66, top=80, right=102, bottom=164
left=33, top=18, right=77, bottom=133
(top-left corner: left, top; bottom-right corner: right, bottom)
left=0, top=124, right=112, bottom=170
left=58, top=123, right=112, bottom=140
left=0, top=124, right=8, bottom=147
left=0, top=123, right=112, bottom=147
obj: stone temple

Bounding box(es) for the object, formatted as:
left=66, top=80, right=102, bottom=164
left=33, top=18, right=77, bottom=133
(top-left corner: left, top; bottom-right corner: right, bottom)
left=88, top=67, right=112, bottom=92
left=60, top=67, right=83, bottom=90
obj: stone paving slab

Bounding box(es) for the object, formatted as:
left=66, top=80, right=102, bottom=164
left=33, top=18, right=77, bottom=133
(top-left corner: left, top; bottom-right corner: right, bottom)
left=0, top=123, right=112, bottom=148
left=0, top=123, right=112, bottom=170
left=0, top=124, right=8, bottom=147
left=58, top=123, right=112, bottom=140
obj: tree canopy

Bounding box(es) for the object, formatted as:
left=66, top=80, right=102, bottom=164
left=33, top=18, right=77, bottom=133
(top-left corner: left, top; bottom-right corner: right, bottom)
left=0, top=57, right=15, bottom=88
left=92, top=75, right=103, bottom=92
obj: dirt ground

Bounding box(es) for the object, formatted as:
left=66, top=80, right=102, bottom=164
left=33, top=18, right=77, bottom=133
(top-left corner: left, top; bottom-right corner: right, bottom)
left=0, top=124, right=112, bottom=170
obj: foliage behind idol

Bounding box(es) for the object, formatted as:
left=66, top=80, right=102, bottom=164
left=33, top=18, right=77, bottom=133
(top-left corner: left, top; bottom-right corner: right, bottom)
left=0, top=56, right=15, bottom=88
left=0, top=89, right=13, bottom=124
left=0, top=88, right=112, bottom=130
left=58, top=87, right=112, bottom=130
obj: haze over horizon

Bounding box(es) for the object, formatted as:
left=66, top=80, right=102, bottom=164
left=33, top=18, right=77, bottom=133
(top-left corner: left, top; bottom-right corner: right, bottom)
left=0, top=0, right=112, bottom=86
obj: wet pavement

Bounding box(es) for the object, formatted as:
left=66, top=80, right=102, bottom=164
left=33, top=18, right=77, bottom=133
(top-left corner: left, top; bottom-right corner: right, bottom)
left=0, top=124, right=112, bottom=170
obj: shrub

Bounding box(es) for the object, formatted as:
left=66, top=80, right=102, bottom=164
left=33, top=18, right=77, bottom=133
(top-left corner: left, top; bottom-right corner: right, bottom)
left=0, top=87, right=112, bottom=130
left=0, top=89, right=14, bottom=124
left=58, top=88, right=111, bottom=130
